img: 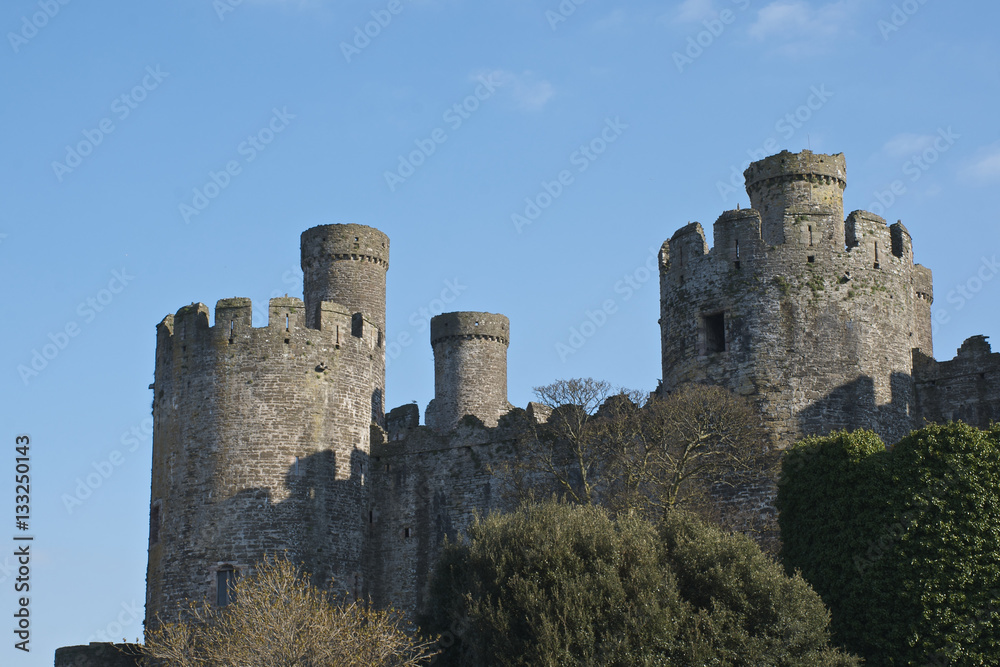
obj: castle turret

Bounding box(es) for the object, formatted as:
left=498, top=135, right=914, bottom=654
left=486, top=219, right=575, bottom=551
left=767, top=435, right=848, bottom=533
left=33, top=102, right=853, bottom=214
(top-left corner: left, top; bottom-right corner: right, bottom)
left=147, top=225, right=390, bottom=626
left=661, top=150, right=930, bottom=445
left=301, top=223, right=389, bottom=331
left=744, top=150, right=846, bottom=248
left=425, top=312, right=510, bottom=432
left=301, top=223, right=389, bottom=422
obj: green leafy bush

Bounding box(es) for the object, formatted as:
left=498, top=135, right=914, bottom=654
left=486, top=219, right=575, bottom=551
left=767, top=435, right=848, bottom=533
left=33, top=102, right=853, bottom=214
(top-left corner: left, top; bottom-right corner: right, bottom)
left=425, top=502, right=857, bottom=666
left=778, top=423, right=1000, bottom=665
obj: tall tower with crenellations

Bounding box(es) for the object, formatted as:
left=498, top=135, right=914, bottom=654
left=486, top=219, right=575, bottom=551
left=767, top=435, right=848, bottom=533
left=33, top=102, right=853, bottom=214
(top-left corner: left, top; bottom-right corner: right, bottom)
left=659, top=150, right=934, bottom=446
left=145, top=223, right=388, bottom=625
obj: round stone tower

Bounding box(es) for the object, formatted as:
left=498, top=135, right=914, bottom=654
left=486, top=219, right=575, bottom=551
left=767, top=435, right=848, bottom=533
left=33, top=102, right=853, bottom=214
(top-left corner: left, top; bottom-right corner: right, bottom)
left=301, top=222, right=389, bottom=421
left=425, top=312, right=510, bottom=431
left=146, top=225, right=388, bottom=626
left=660, top=150, right=932, bottom=446
left=744, top=150, right=846, bottom=247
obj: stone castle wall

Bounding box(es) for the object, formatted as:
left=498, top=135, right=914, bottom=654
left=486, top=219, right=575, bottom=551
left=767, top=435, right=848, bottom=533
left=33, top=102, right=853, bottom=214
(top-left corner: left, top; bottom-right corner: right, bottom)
left=660, top=150, right=931, bottom=446
left=146, top=223, right=388, bottom=626
left=914, top=335, right=1000, bottom=428
left=367, top=415, right=519, bottom=615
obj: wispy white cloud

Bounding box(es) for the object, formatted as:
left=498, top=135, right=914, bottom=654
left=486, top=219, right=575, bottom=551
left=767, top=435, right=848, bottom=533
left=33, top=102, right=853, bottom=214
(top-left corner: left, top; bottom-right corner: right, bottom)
left=882, top=133, right=938, bottom=159
left=961, top=144, right=1000, bottom=184
left=478, top=69, right=555, bottom=112
left=673, top=0, right=716, bottom=23
left=747, top=0, right=856, bottom=56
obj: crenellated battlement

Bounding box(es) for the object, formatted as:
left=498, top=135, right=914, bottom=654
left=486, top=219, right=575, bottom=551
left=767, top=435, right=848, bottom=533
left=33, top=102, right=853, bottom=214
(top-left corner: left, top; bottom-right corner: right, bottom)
left=658, top=206, right=924, bottom=285
left=156, top=297, right=383, bottom=355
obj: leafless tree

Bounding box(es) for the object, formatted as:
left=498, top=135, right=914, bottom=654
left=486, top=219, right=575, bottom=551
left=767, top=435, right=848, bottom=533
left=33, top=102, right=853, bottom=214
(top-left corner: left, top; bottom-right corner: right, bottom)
left=141, top=555, right=438, bottom=667
left=494, top=379, right=777, bottom=544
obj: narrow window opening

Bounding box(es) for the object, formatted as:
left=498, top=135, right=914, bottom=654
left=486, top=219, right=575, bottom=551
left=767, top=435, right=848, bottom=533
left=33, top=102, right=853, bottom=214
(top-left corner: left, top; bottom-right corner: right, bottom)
left=734, top=240, right=741, bottom=270
left=217, top=567, right=239, bottom=607
left=352, top=313, right=363, bottom=338
left=874, top=241, right=880, bottom=269
left=808, top=225, right=814, bottom=246
left=703, top=313, right=726, bottom=354
left=285, top=314, right=289, bottom=331
left=404, top=527, right=411, bottom=538
left=149, top=503, right=161, bottom=546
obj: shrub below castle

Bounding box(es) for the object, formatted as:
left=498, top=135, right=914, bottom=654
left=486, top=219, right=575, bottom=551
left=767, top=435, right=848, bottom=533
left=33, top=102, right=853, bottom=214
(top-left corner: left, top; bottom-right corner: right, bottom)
left=424, top=501, right=859, bottom=666
left=141, top=556, right=438, bottom=667
left=778, top=423, right=1000, bottom=665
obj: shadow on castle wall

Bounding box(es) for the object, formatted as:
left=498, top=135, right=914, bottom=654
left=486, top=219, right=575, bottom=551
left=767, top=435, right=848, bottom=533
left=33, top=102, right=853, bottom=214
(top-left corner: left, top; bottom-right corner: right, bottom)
left=796, top=371, right=915, bottom=446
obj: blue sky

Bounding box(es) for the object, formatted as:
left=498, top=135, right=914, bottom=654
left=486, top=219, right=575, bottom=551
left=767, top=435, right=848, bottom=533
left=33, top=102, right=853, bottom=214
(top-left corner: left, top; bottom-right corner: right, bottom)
left=2, top=0, right=999, bottom=662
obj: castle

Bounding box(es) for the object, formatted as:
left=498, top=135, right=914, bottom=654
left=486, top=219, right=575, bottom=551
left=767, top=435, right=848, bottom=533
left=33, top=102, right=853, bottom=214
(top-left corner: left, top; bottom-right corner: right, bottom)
left=55, top=149, right=1000, bottom=665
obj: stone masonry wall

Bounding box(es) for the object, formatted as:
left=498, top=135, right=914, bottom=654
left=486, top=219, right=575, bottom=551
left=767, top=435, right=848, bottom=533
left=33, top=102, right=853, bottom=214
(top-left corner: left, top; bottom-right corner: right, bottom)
left=367, top=416, right=519, bottom=617
left=54, top=643, right=142, bottom=667
left=914, top=335, right=1000, bottom=427
left=146, top=297, right=382, bottom=624
left=660, top=151, right=931, bottom=446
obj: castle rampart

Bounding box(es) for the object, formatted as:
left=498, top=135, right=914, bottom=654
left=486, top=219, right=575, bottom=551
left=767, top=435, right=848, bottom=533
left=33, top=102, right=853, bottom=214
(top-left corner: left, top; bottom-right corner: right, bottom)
left=914, top=336, right=1000, bottom=427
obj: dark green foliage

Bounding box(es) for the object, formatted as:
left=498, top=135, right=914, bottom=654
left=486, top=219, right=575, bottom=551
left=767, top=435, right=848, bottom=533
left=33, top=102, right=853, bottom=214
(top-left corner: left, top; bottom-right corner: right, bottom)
left=660, top=511, right=859, bottom=666
left=778, top=423, right=1000, bottom=665
left=424, top=502, right=682, bottom=666
left=425, top=502, right=858, bottom=666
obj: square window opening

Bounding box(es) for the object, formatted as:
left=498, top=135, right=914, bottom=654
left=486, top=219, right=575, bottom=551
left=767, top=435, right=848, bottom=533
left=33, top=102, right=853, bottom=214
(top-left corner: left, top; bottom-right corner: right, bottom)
left=704, top=313, right=726, bottom=354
